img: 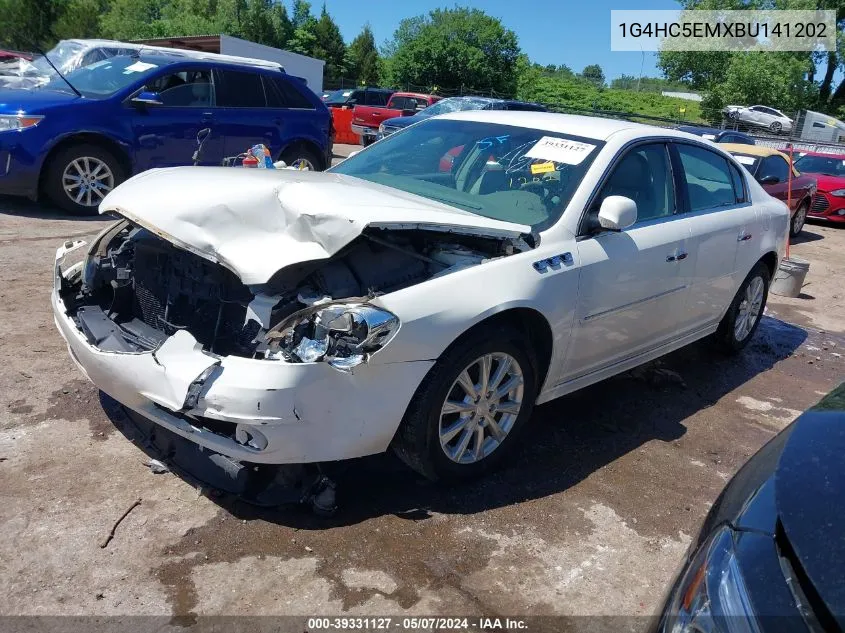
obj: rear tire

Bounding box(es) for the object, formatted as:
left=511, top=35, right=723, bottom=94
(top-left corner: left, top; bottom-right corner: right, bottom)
left=43, top=143, right=125, bottom=216
left=280, top=145, right=323, bottom=171
left=790, top=201, right=808, bottom=237
left=714, top=262, right=770, bottom=354
left=770, top=121, right=783, bottom=133
left=392, top=327, right=538, bottom=482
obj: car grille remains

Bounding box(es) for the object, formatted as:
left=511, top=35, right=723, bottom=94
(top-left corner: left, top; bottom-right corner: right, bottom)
left=130, top=237, right=257, bottom=355
left=811, top=194, right=830, bottom=214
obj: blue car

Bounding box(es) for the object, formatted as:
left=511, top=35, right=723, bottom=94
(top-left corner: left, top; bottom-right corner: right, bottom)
left=376, top=96, right=548, bottom=139
left=676, top=125, right=756, bottom=145
left=0, top=53, right=331, bottom=214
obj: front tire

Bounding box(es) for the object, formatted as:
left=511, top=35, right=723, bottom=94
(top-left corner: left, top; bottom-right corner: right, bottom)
left=790, top=201, right=808, bottom=237
left=392, top=327, right=538, bottom=482
left=714, top=262, right=770, bottom=354
left=770, top=121, right=783, bottom=133
left=44, top=144, right=125, bottom=215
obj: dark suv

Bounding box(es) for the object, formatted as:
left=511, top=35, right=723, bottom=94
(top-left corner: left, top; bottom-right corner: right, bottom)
left=0, top=52, right=332, bottom=214
left=323, top=87, right=394, bottom=109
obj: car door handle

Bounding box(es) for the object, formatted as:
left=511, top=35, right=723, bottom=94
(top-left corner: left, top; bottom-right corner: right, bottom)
left=738, top=233, right=752, bottom=242
left=201, top=112, right=214, bottom=122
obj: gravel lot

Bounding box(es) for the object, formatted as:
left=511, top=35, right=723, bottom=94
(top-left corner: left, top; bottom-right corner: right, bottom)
left=2, top=150, right=843, bottom=626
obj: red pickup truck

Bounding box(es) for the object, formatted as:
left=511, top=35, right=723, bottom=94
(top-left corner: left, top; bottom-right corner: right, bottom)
left=351, top=92, right=442, bottom=145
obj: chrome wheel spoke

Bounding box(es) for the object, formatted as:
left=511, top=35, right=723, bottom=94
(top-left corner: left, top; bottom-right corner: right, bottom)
left=456, top=370, right=478, bottom=399
left=487, top=417, right=506, bottom=442
left=495, top=374, right=522, bottom=400
left=451, top=427, right=473, bottom=461
left=439, top=352, right=525, bottom=464
left=440, top=416, right=472, bottom=444
left=442, top=399, right=474, bottom=415
left=496, top=401, right=521, bottom=416
left=478, top=354, right=492, bottom=396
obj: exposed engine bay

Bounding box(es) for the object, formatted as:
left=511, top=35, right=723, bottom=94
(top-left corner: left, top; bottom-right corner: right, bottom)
left=60, top=220, right=526, bottom=370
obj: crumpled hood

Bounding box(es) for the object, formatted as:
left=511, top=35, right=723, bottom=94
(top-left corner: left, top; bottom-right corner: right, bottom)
left=99, top=167, right=530, bottom=285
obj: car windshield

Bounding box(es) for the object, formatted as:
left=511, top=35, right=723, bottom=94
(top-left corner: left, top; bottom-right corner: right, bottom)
left=794, top=154, right=845, bottom=177
left=36, top=55, right=160, bottom=97
left=731, top=153, right=761, bottom=174
left=331, top=118, right=603, bottom=230
left=421, top=97, right=494, bottom=117
left=26, top=41, right=85, bottom=76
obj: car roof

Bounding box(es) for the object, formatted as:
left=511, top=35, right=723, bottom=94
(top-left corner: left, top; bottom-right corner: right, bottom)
left=720, top=143, right=789, bottom=158
left=436, top=110, right=681, bottom=141
left=118, top=52, right=283, bottom=73
left=801, top=150, right=845, bottom=159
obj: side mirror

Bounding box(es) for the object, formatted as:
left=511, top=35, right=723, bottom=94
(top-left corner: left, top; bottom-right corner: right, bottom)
left=131, top=91, right=162, bottom=107
left=598, top=196, right=638, bottom=231
left=758, top=175, right=779, bottom=185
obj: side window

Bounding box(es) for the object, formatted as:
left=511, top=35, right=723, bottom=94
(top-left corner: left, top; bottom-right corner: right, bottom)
left=214, top=70, right=266, bottom=107
left=390, top=96, right=409, bottom=110
left=729, top=163, right=747, bottom=203
left=144, top=70, right=213, bottom=107
left=676, top=144, right=736, bottom=211
left=378, top=92, right=392, bottom=106
left=599, top=143, right=675, bottom=222
left=263, top=76, right=314, bottom=109
left=758, top=156, right=790, bottom=183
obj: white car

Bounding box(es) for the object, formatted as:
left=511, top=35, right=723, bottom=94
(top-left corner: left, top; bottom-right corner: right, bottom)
left=723, top=105, right=793, bottom=134
left=53, top=111, right=789, bottom=482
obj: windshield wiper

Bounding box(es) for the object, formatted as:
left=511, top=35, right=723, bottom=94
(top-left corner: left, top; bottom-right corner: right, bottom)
left=33, top=46, right=81, bottom=97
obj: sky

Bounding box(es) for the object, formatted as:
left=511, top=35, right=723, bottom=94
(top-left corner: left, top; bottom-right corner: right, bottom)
left=321, top=0, right=683, bottom=81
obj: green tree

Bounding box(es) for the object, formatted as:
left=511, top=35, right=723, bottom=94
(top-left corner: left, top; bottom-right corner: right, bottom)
left=288, top=0, right=318, bottom=56
left=701, top=52, right=815, bottom=119
left=312, top=3, right=346, bottom=81
left=271, top=1, right=294, bottom=48
left=242, top=0, right=277, bottom=45
left=53, top=0, right=106, bottom=41
left=347, top=24, right=380, bottom=85
left=100, top=0, right=166, bottom=39
left=384, top=7, right=520, bottom=94
left=0, top=0, right=63, bottom=49
left=580, top=64, right=605, bottom=87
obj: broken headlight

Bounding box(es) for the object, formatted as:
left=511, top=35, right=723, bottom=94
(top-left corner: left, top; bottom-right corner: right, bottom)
left=263, top=303, right=400, bottom=372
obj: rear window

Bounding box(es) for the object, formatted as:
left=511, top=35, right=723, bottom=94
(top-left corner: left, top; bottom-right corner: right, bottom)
left=215, top=69, right=266, bottom=107
left=263, top=75, right=314, bottom=109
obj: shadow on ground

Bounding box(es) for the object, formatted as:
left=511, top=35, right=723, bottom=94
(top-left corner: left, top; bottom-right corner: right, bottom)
left=0, top=195, right=108, bottom=221
left=790, top=228, right=824, bottom=245
left=102, top=316, right=807, bottom=528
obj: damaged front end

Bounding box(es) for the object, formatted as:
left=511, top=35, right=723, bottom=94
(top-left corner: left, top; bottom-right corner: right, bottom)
left=59, top=220, right=525, bottom=370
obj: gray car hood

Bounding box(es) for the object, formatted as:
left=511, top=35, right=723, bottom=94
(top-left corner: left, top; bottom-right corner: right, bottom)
left=99, top=167, right=530, bottom=285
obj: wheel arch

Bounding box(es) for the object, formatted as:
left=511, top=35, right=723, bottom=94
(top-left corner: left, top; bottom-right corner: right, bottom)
left=38, top=133, right=132, bottom=197
left=759, top=250, right=779, bottom=279
left=432, top=307, right=554, bottom=393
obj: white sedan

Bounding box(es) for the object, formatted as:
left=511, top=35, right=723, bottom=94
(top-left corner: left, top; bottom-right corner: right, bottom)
left=53, top=111, right=788, bottom=482
left=723, top=105, right=794, bottom=134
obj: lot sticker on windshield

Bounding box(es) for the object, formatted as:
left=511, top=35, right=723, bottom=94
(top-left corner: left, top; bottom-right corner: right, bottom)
left=123, top=61, right=158, bottom=74
left=734, top=155, right=757, bottom=166
left=530, top=161, right=556, bottom=175
left=525, top=137, right=596, bottom=165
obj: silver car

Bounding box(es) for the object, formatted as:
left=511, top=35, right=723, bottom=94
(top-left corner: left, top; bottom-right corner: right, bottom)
left=723, top=105, right=793, bottom=134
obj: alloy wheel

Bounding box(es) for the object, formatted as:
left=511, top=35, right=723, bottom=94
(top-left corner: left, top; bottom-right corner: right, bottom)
left=438, top=352, right=524, bottom=464
left=62, top=157, right=114, bottom=208
left=734, top=276, right=765, bottom=342
left=793, top=205, right=807, bottom=234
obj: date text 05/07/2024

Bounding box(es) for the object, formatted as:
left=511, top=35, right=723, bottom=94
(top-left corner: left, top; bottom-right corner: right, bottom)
left=306, top=617, right=529, bottom=630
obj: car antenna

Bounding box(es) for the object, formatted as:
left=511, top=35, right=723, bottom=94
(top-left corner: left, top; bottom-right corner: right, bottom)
left=32, top=45, right=81, bottom=98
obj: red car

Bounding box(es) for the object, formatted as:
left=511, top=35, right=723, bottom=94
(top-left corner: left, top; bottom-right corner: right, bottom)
left=723, top=143, right=817, bottom=237
left=793, top=151, right=845, bottom=226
